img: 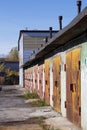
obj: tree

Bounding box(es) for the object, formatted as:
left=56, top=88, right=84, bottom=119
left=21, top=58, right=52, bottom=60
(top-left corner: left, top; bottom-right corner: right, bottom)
left=7, top=47, right=19, bottom=61
left=0, top=63, right=5, bottom=72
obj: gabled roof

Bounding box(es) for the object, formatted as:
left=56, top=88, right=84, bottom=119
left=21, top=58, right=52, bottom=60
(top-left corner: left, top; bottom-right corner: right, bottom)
left=23, top=7, right=87, bottom=69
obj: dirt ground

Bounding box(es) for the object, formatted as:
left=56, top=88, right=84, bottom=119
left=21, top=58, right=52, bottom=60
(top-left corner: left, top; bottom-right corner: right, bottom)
left=0, top=124, right=43, bottom=130
left=0, top=85, right=60, bottom=130
left=0, top=85, right=82, bottom=130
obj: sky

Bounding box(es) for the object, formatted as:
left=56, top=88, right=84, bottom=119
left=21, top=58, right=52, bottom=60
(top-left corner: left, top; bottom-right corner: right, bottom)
left=0, top=0, right=87, bottom=56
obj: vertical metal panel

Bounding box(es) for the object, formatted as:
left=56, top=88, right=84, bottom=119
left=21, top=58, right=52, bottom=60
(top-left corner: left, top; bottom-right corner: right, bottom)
left=50, top=58, right=53, bottom=107
left=30, top=68, right=33, bottom=93
left=25, top=68, right=34, bottom=93
left=53, top=55, right=61, bottom=112
left=44, top=59, right=50, bottom=105
left=24, top=68, right=30, bottom=91
left=34, top=65, right=38, bottom=94
left=38, top=64, right=43, bottom=100
left=66, top=51, right=73, bottom=122
left=66, top=48, right=81, bottom=127
left=28, top=69, right=30, bottom=91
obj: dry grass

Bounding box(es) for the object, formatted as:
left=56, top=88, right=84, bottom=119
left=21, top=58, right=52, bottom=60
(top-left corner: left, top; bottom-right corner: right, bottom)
left=30, top=100, right=49, bottom=107
left=24, top=92, right=39, bottom=99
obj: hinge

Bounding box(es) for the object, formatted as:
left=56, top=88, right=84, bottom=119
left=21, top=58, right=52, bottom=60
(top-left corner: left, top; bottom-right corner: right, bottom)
left=64, top=64, right=66, bottom=71
left=52, top=95, right=54, bottom=101
left=35, top=79, right=37, bottom=83
left=59, top=65, right=61, bottom=71
left=39, top=80, right=41, bottom=83
left=44, top=68, right=45, bottom=72
left=52, top=67, right=54, bottom=72
left=45, top=80, right=48, bottom=85
left=55, top=81, right=57, bottom=87
left=78, top=61, right=81, bottom=70
left=70, top=83, right=74, bottom=92
left=79, top=107, right=81, bottom=116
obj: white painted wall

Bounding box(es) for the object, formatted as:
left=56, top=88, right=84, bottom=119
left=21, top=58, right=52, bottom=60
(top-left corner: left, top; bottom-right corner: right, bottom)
left=81, top=42, right=87, bottom=130
left=19, top=34, right=24, bottom=87
left=19, top=34, right=23, bottom=66
left=50, top=57, right=53, bottom=107
left=43, top=64, right=45, bottom=99
left=38, top=66, right=39, bottom=91
left=61, top=52, right=66, bottom=117
left=19, top=67, right=24, bottom=87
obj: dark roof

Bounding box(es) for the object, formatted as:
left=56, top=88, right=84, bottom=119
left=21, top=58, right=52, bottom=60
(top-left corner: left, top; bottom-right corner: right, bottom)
left=18, top=29, right=58, bottom=47
left=23, top=7, right=87, bottom=68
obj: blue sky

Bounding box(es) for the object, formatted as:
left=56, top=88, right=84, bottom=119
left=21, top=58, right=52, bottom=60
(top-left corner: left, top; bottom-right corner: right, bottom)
left=0, top=0, right=87, bottom=55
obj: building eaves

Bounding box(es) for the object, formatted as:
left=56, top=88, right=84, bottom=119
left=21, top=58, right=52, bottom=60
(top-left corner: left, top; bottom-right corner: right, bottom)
left=36, top=7, right=87, bottom=58
left=23, top=7, right=87, bottom=69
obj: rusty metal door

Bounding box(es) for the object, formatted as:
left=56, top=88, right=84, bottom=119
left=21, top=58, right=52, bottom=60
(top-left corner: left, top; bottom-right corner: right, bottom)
left=66, top=48, right=81, bottom=127
left=30, top=68, right=33, bottom=92
left=34, top=65, right=38, bottom=94
left=38, top=64, right=43, bottom=100
left=45, top=59, right=50, bottom=105
left=53, top=55, right=61, bottom=112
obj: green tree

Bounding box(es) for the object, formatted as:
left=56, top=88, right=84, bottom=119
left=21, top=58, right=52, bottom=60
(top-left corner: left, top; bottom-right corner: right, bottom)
left=7, top=47, right=19, bottom=61
left=0, top=63, right=5, bottom=72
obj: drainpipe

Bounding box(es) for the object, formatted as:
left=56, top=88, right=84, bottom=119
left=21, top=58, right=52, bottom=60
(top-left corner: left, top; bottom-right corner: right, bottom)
left=49, top=27, right=52, bottom=38
left=77, top=0, right=82, bottom=14
left=59, top=16, right=63, bottom=30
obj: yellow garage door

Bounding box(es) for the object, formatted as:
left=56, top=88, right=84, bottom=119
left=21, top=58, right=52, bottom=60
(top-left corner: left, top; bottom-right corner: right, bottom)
left=53, top=55, right=61, bottom=113
left=66, top=48, right=81, bottom=127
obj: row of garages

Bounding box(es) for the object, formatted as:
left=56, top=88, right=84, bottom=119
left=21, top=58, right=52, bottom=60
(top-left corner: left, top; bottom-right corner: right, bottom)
left=23, top=7, right=87, bottom=130
left=24, top=48, right=81, bottom=126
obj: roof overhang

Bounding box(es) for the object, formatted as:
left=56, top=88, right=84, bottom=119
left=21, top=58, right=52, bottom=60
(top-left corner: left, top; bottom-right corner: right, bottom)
left=23, top=7, right=87, bottom=69
left=36, top=7, right=87, bottom=58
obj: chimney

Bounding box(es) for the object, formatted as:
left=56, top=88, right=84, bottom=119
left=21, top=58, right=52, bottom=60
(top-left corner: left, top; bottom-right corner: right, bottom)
left=45, top=37, right=48, bottom=43
left=77, top=0, right=82, bottom=14
left=49, top=27, right=52, bottom=38
left=59, top=16, right=63, bottom=30
left=41, top=44, right=43, bottom=47
left=33, top=50, right=35, bottom=54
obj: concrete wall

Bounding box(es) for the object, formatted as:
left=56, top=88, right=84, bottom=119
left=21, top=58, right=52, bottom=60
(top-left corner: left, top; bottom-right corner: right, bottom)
left=19, top=35, right=24, bottom=87
left=81, top=42, right=87, bottom=130
left=43, top=64, right=45, bottom=99
left=19, top=35, right=23, bottom=66
left=19, top=67, right=24, bottom=87
left=61, top=52, right=66, bottom=117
